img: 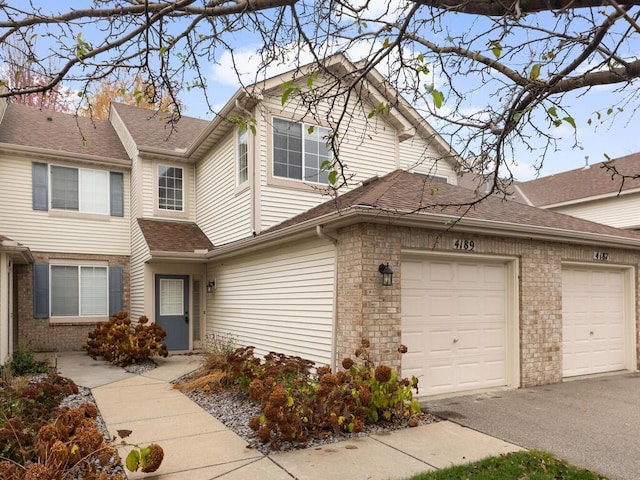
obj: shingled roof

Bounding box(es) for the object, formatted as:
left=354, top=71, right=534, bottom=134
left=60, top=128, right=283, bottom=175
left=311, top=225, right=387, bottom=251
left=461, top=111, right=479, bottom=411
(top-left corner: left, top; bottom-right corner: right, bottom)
left=515, top=153, right=640, bottom=206
left=137, top=218, right=214, bottom=253
left=265, top=170, right=640, bottom=242
left=0, top=103, right=129, bottom=161
left=112, top=103, right=209, bottom=153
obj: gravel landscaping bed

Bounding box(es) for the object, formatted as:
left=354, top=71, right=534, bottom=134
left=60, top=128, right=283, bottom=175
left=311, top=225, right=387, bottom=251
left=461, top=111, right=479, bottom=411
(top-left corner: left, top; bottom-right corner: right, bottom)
left=182, top=387, right=439, bottom=454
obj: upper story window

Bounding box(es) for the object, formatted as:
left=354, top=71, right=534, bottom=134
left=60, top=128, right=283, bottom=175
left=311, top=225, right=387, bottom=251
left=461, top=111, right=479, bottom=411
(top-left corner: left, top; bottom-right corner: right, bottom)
left=50, top=166, right=109, bottom=214
left=158, top=165, right=183, bottom=211
left=32, top=162, right=124, bottom=217
left=237, top=128, right=249, bottom=185
left=273, top=118, right=331, bottom=184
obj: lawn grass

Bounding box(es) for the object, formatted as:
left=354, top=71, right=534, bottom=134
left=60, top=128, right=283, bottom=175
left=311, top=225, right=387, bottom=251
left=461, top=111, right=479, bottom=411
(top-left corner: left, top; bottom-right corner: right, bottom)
left=405, top=450, right=608, bottom=480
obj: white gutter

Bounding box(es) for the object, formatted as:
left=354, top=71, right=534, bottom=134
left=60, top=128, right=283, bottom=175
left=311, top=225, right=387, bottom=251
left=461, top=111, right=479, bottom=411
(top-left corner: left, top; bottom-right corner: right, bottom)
left=0, top=241, right=34, bottom=264
left=205, top=205, right=640, bottom=262
left=0, top=144, right=131, bottom=169
left=147, top=251, right=210, bottom=263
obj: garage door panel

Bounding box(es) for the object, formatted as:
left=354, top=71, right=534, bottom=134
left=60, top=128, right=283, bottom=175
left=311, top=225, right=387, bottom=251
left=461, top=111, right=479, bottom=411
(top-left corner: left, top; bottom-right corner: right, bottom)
left=402, top=257, right=508, bottom=396
left=562, top=267, right=628, bottom=377
left=429, top=262, right=454, bottom=282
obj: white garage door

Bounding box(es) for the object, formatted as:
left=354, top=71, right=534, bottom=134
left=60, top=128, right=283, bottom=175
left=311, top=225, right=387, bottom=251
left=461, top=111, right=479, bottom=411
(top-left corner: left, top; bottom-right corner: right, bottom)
left=402, top=257, right=508, bottom=396
left=562, top=267, right=626, bottom=377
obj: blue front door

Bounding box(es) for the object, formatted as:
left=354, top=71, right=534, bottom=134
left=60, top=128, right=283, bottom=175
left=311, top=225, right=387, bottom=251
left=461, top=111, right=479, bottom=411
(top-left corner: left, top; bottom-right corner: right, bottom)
left=155, top=275, right=189, bottom=350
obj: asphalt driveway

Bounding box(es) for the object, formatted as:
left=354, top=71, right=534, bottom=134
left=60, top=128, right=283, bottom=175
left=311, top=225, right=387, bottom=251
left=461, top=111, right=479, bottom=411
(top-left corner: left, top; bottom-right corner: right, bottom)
left=424, top=373, right=640, bottom=480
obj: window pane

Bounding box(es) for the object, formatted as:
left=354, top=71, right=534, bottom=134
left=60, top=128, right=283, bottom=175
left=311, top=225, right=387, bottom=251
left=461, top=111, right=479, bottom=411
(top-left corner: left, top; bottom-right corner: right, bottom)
left=51, top=266, right=79, bottom=316
left=238, top=129, right=248, bottom=184
left=80, top=266, right=108, bottom=315
left=51, top=166, right=79, bottom=210
left=193, top=281, right=201, bottom=341
left=158, top=165, right=183, bottom=211
left=160, top=279, right=184, bottom=315
left=79, top=169, right=109, bottom=214
left=273, top=119, right=303, bottom=180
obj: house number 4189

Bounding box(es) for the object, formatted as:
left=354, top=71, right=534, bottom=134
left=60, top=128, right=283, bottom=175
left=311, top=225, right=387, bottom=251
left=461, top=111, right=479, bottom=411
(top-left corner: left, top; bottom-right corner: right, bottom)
left=453, top=239, right=475, bottom=251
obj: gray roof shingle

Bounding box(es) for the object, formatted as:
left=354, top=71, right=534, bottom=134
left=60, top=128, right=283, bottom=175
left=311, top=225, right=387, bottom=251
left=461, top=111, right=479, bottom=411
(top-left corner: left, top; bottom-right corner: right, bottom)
left=0, top=103, right=129, bottom=161
left=516, top=153, right=640, bottom=206
left=266, top=170, right=640, bottom=242
left=112, top=103, right=209, bottom=152
left=137, top=218, right=214, bottom=253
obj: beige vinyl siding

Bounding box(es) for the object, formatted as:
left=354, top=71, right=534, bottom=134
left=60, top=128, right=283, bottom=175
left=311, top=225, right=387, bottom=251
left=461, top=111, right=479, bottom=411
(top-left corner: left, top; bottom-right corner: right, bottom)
left=550, top=194, right=640, bottom=229
left=129, top=221, right=151, bottom=319
left=196, top=131, right=252, bottom=245
left=0, top=155, right=130, bottom=255
left=207, top=238, right=335, bottom=365
left=399, top=135, right=457, bottom=184
left=256, top=81, right=449, bottom=230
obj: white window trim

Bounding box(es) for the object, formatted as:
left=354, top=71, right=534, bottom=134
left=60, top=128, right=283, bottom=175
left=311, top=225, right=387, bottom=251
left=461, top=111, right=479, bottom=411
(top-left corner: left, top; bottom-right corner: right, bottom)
left=269, top=116, right=332, bottom=187
left=49, top=263, right=109, bottom=321
left=153, top=161, right=189, bottom=219
left=49, top=164, right=111, bottom=215
left=236, top=127, right=250, bottom=189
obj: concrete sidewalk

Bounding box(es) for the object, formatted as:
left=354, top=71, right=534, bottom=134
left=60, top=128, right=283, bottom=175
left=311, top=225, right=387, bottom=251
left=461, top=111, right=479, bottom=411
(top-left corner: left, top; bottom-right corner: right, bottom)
left=56, top=352, right=522, bottom=479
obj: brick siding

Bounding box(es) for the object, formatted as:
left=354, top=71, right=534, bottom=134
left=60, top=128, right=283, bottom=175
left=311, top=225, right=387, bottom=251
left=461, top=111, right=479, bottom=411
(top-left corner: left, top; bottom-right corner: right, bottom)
left=15, top=252, right=130, bottom=352
left=336, top=222, right=640, bottom=389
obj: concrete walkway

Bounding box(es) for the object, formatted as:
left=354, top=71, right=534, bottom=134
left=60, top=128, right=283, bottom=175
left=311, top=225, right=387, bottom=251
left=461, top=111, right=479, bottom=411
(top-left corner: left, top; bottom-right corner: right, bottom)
left=55, top=352, right=522, bottom=479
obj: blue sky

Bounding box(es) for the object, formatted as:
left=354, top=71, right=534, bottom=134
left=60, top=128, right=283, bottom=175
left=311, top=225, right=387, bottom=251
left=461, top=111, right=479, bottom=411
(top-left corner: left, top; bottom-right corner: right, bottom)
left=14, top=1, right=640, bottom=181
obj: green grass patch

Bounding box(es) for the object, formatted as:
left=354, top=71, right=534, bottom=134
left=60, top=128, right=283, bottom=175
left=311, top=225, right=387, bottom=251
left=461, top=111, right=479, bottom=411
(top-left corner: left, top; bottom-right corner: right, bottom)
left=405, top=450, right=608, bottom=480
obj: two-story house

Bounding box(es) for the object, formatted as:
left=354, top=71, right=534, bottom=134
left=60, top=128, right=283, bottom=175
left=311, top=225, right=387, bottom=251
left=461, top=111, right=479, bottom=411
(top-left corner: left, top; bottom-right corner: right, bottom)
left=3, top=55, right=640, bottom=397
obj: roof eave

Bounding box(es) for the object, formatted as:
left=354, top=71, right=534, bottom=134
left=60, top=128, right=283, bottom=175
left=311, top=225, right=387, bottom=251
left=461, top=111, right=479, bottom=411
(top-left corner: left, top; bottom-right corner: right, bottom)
left=0, top=143, right=131, bottom=169
left=0, top=240, right=34, bottom=264
left=207, top=206, right=640, bottom=260
left=147, top=251, right=210, bottom=263
left=352, top=207, right=640, bottom=249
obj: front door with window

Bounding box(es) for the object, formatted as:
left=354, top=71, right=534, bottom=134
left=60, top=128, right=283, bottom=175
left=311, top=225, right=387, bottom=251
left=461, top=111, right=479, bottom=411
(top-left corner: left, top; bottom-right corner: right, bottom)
left=155, top=275, right=189, bottom=350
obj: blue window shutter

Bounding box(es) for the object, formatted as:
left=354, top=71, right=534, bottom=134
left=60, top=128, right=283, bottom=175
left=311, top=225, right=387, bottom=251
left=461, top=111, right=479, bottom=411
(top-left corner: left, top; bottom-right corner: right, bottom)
left=109, top=265, right=123, bottom=316
left=32, top=162, right=48, bottom=211
left=33, top=263, right=49, bottom=318
left=110, top=172, right=124, bottom=217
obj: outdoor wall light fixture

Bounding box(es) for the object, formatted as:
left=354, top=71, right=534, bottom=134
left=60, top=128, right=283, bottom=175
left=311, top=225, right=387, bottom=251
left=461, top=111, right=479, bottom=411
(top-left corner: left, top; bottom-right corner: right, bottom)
left=207, top=280, right=216, bottom=293
left=378, top=263, right=393, bottom=287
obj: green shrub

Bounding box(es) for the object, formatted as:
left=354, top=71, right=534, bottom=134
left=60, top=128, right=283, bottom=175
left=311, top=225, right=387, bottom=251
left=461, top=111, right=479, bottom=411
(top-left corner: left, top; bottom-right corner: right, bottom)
left=84, top=311, right=169, bottom=367
left=5, top=348, right=49, bottom=376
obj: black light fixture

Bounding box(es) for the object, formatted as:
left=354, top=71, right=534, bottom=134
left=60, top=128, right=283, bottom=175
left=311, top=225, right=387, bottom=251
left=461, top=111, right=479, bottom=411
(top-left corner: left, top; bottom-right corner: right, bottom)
left=378, top=263, right=393, bottom=286
left=207, top=280, right=215, bottom=293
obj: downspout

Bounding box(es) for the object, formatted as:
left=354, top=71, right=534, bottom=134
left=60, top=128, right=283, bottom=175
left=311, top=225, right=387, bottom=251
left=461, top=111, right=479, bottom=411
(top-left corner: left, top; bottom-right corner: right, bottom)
left=316, top=225, right=338, bottom=371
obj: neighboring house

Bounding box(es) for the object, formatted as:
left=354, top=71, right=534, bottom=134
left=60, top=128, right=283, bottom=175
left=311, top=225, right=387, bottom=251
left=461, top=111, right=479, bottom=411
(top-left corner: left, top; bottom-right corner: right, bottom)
left=515, top=153, right=640, bottom=229
left=0, top=98, right=130, bottom=362
left=1, top=56, right=640, bottom=398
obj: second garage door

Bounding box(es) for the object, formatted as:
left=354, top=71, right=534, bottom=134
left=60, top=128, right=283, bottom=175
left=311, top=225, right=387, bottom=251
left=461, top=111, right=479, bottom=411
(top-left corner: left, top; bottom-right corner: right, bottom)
left=402, top=256, right=511, bottom=396
left=562, top=266, right=628, bottom=377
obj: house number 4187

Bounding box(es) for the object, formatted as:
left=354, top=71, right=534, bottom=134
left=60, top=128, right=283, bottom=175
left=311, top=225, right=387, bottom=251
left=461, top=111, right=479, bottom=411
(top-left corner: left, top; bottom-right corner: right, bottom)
left=453, top=239, right=475, bottom=251
left=594, top=251, right=609, bottom=261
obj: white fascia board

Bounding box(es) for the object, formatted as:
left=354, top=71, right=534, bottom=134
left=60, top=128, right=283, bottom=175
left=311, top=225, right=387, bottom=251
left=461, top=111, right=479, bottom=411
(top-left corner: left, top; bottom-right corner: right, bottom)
left=0, top=242, right=34, bottom=264
left=146, top=251, right=209, bottom=263
left=206, top=206, right=640, bottom=261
